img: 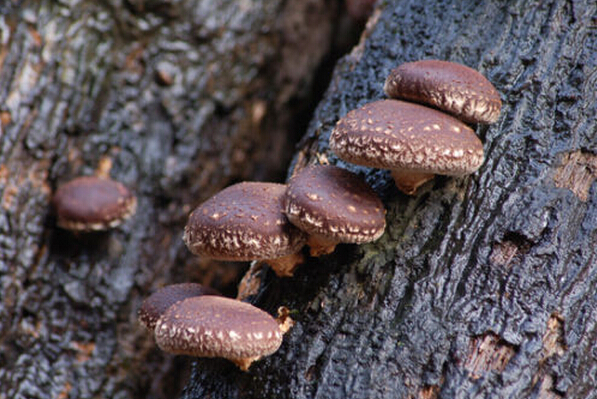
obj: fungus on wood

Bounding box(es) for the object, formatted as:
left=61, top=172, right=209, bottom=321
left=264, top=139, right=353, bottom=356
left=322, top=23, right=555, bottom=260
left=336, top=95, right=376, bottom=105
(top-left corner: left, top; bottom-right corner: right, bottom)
left=182, top=1, right=597, bottom=398
left=330, top=99, right=484, bottom=195
left=154, top=296, right=285, bottom=371
left=282, top=164, right=386, bottom=255
left=183, top=182, right=307, bottom=277
left=2, top=0, right=597, bottom=398
left=383, top=59, right=502, bottom=124
left=52, top=176, right=137, bottom=231
left=0, top=1, right=342, bottom=398
left=138, top=283, right=220, bottom=332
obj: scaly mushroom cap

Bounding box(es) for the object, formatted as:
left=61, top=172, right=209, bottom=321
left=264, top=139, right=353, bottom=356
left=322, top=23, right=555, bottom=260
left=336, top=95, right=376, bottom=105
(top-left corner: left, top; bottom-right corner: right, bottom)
left=52, top=176, right=137, bottom=231
left=183, top=182, right=306, bottom=261
left=138, top=283, right=220, bottom=332
left=329, top=99, right=484, bottom=176
left=154, top=296, right=283, bottom=362
left=283, top=165, right=386, bottom=244
left=384, top=59, right=502, bottom=124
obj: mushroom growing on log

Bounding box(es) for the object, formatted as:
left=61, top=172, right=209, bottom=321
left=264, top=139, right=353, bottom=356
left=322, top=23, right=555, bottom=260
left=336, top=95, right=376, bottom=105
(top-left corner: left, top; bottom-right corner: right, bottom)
left=329, top=99, right=485, bottom=195
left=52, top=176, right=137, bottom=231
left=0, top=0, right=343, bottom=398
left=383, top=59, right=502, bottom=124
left=183, top=182, right=307, bottom=277
left=154, top=296, right=285, bottom=371
left=138, top=283, right=220, bottom=332
left=282, top=164, right=386, bottom=255
left=2, top=1, right=597, bottom=399
left=182, top=1, right=597, bottom=398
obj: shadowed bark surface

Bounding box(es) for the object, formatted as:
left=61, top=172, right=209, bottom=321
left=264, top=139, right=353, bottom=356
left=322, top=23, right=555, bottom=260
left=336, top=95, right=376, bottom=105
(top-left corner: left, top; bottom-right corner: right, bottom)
left=182, top=0, right=597, bottom=398
left=0, top=0, right=345, bottom=398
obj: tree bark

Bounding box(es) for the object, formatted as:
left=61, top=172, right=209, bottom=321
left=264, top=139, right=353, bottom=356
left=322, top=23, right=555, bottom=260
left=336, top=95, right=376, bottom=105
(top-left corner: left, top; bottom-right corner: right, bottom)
left=0, top=1, right=342, bottom=398
left=182, top=0, right=597, bottom=398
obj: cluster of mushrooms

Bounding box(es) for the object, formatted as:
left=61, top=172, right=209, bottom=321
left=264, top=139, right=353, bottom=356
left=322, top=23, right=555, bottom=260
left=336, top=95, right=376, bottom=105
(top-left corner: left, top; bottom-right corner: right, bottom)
left=52, top=59, right=501, bottom=371
left=331, top=59, right=502, bottom=195
left=139, top=165, right=388, bottom=370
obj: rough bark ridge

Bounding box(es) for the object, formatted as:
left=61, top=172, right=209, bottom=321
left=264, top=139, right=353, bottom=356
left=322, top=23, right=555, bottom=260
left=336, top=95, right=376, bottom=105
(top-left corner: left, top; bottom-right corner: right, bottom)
left=183, top=1, right=597, bottom=398
left=0, top=0, right=340, bottom=398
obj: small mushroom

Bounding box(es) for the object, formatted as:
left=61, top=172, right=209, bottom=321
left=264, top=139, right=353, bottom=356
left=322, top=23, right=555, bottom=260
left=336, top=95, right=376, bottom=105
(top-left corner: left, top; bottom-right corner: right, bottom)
left=383, top=59, right=502, bottom=124
left=183, top=182, right=307, bottom=277
left=283, top=164, right=386, bottom=256
left=154, top=295, right=284, bottom=371
left=329, top=99, right=484, bottom=195
left=52, top=176, right=137, bottom=231
left=138, top=283, right=220, bottom=332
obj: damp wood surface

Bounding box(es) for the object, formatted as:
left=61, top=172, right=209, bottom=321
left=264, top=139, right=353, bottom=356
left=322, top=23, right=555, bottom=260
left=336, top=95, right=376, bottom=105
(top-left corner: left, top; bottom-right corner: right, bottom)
left=182, top=1, right=597, bottom=399
left=0, top=1, right=343, bottom=398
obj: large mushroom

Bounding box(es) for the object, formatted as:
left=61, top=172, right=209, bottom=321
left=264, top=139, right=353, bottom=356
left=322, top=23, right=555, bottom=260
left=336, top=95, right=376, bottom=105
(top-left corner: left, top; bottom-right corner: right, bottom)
left=138, top=283, right=220, bottom=332
left=383, top=59, right=502, bottom=124
left=329, top=99, right=485, bottom=195
left=183, top=182, right=307, bottom=277
left=154, top=296, right=285, bottom=371
left=283, top=164, right=386, bottom=256
left=52, top=176, right=137, bottom=231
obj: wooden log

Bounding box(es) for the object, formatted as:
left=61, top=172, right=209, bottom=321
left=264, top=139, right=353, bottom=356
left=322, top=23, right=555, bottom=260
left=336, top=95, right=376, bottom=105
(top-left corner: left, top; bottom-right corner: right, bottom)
left=182, top=0, right=597, bottom=398
left=0, top=0, right=340, bottom=397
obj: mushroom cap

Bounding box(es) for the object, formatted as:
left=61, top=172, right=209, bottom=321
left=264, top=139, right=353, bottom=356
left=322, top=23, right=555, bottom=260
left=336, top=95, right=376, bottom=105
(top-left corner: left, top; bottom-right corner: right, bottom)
left=329, top=99, right=484, bottom=176
left=154, top=296, right=283, bottom=360
left=283, top=165, right=386, bottom=244
left=183, top=182, right=306, bottom=261
left=383, top=59, right=502, bottom=124
left=52, top=176, right=137, bottom=231
left=138, top=283, right=220, bottom=332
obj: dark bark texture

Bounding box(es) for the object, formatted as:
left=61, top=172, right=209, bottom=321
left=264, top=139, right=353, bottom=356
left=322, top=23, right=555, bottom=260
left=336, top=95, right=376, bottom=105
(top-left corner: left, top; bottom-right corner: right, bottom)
left=0, top=0, right=343, bottom=398
left=182, top=0, right=597, bottom=398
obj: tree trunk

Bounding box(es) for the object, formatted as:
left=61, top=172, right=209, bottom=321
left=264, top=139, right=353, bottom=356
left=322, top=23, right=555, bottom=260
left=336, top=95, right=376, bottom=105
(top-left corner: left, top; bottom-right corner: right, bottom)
left=182, top=0, right=597, bottom=398
left=0, top=1, right=343, bottom=398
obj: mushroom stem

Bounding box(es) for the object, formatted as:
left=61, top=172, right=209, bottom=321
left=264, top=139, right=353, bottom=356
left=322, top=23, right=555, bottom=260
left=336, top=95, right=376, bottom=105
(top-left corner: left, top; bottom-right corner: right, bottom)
left=231, top=356, right=260, bottom=371
left=263, top=252, right=305, bottom=277
left=390, top=169, right=435, bottom=195
left=306, top=234, right=339, bottom=257
left=236, top=261, right=264, bottom=301
left=96, top=156, right=113, bottom=178
left=276, top=306, right=295, bottom=334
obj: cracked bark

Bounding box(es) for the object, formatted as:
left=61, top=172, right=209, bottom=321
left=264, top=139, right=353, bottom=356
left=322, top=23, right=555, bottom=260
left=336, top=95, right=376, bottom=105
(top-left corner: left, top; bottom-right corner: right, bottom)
left=182, top=0, right=597, bottom=398
left=1, top=0, right=596, bottom=399
left=0, top=0, right=341, bottom=398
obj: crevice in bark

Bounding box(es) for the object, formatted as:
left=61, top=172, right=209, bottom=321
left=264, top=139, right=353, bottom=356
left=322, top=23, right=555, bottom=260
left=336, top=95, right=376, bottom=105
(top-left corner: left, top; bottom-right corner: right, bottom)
left=461, top=333, right=517, bottom=379
left=554, top=150, right=597, bottom=202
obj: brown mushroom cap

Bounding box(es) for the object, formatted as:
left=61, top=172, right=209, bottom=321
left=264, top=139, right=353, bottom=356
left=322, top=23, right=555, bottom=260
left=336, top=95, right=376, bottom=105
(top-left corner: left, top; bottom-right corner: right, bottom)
left=283, top=165, right=386, bottom=247
left=138, top=283, right=220, bottom=332
left=383, top=59, right=502, bottom=124
left=52, top=176, right=137, bottom=231
left=329, top=99, right=484, bottom=176
left=154, top=296, right=283, bottom=369
left=183, top=182, right=306, bottom=261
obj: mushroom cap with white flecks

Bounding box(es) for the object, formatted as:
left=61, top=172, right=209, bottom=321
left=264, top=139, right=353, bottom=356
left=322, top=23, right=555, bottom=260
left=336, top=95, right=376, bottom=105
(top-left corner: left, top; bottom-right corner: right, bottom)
left=283, top=165, right=386, bottom=243
left=138, top=283, right=220, bottom=332
left=154, top=296, right=283, bottom=360
left=329, top=100, right=485, bottom=176
left=183, top=182, right=306, bottom=260
left=52, top=176, right=137, bottom=231
left=383, top=59, right=502, bottom=124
